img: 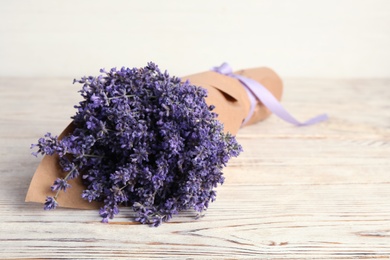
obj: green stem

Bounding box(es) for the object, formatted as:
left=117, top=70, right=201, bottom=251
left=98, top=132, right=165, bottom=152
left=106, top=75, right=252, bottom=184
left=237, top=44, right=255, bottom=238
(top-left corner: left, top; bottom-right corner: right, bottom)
left=83, top=154, right=104, bottom=158
left=119, top=184, right=128, bottom=191
left=107, top=94, right=135, bottom=101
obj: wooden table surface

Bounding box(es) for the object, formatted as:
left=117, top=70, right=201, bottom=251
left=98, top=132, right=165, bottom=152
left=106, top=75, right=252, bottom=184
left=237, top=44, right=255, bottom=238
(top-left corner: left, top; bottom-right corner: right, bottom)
left=0, top=77, right=389, bottom=259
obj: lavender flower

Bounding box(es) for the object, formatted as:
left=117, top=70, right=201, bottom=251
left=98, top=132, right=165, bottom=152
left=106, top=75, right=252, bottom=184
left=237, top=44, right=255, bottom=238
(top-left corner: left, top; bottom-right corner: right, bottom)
left=44, top=196, right=58, bottom=210
left=32, top=62, right=242, bottom=226
left=51, top=178, right=71, bottom=192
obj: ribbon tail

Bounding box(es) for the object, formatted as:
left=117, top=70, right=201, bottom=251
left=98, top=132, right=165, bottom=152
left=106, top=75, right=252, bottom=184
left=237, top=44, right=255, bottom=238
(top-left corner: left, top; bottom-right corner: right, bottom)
left=235, top=75, right=328, bottom=126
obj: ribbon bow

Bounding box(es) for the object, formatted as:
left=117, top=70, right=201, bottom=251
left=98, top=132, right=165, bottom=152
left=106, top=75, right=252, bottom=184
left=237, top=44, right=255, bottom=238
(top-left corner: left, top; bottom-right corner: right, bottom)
left=212, top=63, right=328, bottom=126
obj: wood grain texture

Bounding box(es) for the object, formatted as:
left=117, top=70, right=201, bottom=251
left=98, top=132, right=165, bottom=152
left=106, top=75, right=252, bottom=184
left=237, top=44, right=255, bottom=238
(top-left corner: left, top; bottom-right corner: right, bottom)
left=0, top=77, right=389, bottom=259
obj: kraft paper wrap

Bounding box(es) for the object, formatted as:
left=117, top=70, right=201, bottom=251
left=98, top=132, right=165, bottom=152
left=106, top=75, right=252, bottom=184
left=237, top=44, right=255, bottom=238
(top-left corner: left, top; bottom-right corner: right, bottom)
left=25, top=67, right=283, bottom=209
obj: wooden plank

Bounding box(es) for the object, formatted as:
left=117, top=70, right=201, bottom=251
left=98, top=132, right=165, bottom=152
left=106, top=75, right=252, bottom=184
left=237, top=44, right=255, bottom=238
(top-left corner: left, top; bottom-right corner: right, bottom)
left=0, top=78, right=389, bottom=259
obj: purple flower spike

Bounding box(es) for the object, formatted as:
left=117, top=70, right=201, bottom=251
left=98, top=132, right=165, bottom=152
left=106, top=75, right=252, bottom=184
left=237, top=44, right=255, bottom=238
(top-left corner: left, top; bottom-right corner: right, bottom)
left=44, top=196, right=58, bottom=210
left=51, top=178, right=71, bottom=192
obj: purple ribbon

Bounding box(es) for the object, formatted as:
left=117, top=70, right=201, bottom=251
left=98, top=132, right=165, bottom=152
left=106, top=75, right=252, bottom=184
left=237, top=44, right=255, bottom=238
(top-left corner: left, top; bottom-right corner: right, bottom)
left=212, top=63, right=328, bottom=127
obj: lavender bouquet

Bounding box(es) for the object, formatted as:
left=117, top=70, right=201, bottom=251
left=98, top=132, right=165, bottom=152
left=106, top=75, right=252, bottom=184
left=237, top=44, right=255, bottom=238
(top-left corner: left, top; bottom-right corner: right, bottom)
left=31, top=63, right=243, bottom=226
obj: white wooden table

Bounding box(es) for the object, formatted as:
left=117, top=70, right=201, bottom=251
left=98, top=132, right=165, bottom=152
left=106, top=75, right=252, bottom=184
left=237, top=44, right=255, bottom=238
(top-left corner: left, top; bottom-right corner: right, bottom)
left=0, top=77, right=389, bottom=259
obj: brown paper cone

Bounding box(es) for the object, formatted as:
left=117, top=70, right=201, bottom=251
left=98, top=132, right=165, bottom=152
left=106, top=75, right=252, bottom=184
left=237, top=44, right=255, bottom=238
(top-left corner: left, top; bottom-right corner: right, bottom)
left=183, top=67, right=283, bottom=134
left=25, top=66, right=283, bottom=209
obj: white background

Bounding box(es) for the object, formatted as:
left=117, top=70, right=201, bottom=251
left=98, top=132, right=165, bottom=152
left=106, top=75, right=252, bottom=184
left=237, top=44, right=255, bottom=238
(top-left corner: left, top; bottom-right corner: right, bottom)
left=1, top=0, right=389, bottom=78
